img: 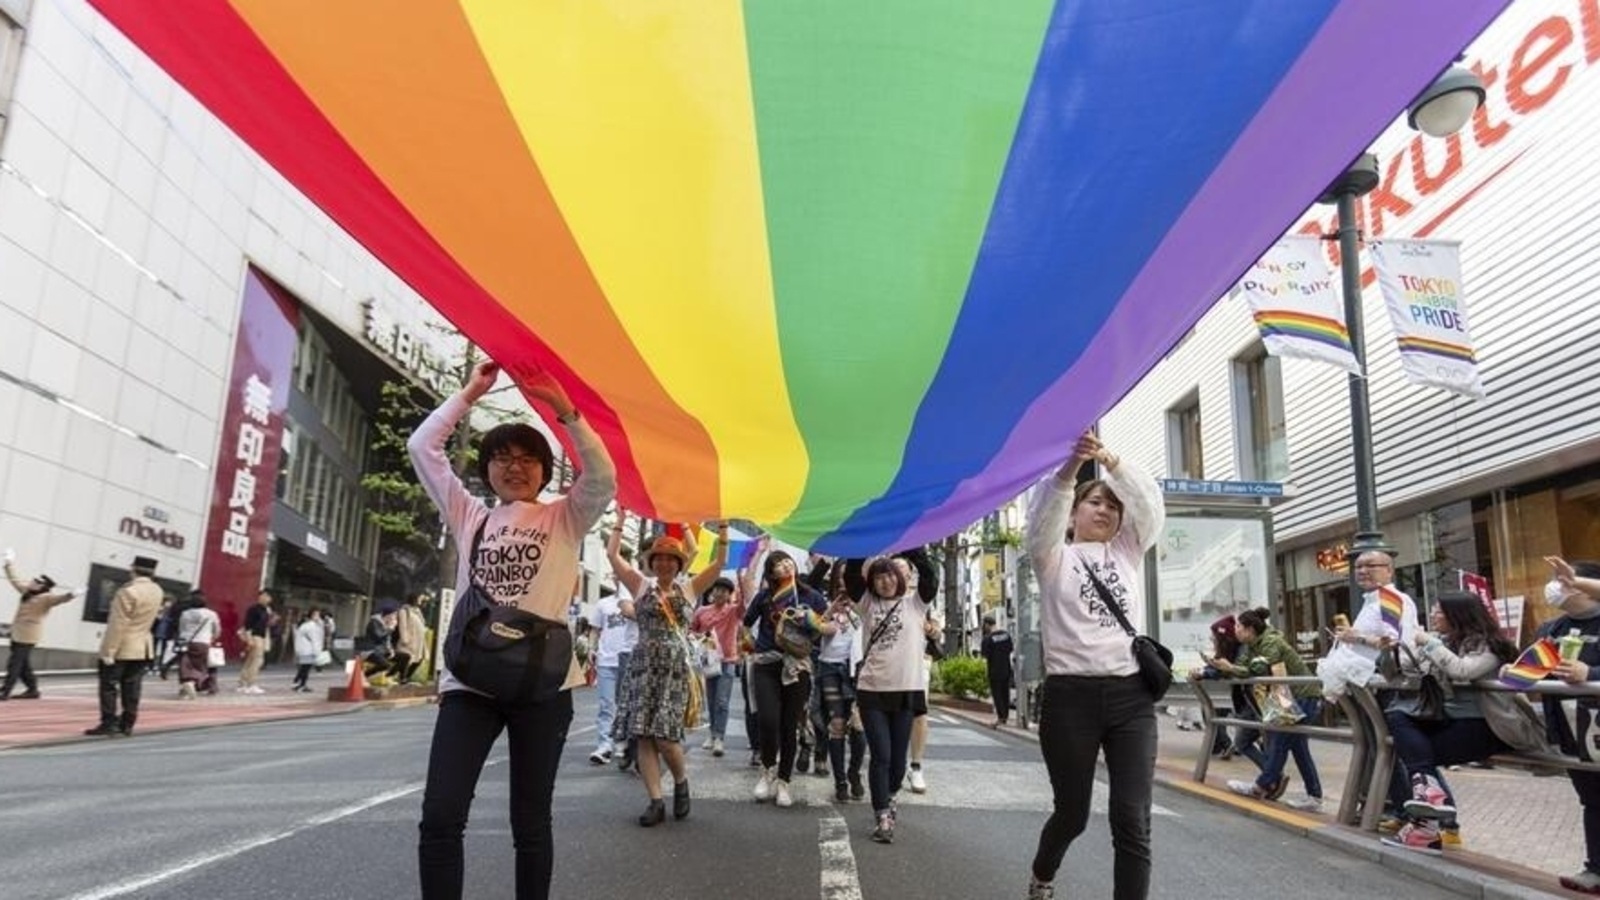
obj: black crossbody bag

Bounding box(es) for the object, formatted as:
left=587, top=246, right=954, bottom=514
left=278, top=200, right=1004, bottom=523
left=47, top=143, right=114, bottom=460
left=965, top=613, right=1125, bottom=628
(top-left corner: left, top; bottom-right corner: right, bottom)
left=1078, top=557, right=1174, bottom=700
left=443, top=519, right=572, bottom=703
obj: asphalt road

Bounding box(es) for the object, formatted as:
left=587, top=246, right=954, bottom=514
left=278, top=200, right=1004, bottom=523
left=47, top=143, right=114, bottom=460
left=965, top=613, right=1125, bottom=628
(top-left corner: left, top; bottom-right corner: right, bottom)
left=0, top=691, right=1461, bottom=899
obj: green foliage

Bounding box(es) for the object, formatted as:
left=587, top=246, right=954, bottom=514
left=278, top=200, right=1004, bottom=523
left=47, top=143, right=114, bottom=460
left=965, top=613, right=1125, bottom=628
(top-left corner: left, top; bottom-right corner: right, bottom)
left=362, top=380, right=439, bottom=546
left=934, top=655, right=990, bottom=699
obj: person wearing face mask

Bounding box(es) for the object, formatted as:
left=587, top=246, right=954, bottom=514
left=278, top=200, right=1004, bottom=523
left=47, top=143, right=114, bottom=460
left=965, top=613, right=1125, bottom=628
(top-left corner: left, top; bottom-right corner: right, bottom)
left=1536, top=557, right=1600, bottom=894
left=1023, top=431, right=1164, bottom=900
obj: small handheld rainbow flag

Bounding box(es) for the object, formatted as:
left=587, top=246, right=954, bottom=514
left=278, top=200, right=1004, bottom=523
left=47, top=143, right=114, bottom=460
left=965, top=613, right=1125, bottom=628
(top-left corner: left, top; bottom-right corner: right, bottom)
left=1378, top=585, right=1404, bottom=633
left=1499, top=637, right=1562, bottom=690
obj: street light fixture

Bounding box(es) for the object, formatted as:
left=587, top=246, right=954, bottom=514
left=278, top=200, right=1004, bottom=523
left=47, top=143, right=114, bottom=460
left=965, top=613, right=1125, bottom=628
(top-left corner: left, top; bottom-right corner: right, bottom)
left=1316, top=65, right=1486, bottom=563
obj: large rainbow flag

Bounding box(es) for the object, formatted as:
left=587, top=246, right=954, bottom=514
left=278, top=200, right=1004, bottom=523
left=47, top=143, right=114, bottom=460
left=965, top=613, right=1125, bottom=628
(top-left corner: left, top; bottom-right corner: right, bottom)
left=88, top=1, right=1509, bottom=554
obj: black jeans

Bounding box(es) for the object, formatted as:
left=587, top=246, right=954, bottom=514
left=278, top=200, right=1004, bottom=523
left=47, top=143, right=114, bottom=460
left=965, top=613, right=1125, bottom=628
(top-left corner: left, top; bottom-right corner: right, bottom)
left=860, top=703, right=914, bottom=813
left=740, top=660, right=760, bottom=751
left=97, top=659, right=146, bottom=728
left=293, top=663, right=314, bottom=688
left=989, top=669, right=1013, bottom=723
left=1033, top=674, right=1156, bottom=900
left=752, top=662, right=811, bottom=780
left=2, top=641, right=36, bottom=695
left=418, top=689, right=573, bottom=900
left=1571, top=770, right=1600, bottom=872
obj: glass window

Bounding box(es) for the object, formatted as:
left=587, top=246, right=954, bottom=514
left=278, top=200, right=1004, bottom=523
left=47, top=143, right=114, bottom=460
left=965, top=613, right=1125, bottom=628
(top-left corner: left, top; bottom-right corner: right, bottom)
left=1167, top=395, right=1203, bottom=480
left=1232, top=346, right=1288, bottom=481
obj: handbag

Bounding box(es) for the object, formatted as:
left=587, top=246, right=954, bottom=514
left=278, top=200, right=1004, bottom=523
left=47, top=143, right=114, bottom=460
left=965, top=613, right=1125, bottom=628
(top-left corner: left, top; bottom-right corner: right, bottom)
left=1078, top=554, right=1174, bottom=700
left=207, top=644, right=226, bottom=668
left=444, top=519, right=572, bottom=703
left=1254, top=683, right=1306, bottom=726
left=315, top=649, right=333, bottom=667
left=1395, top=643, right=1452, bottom=722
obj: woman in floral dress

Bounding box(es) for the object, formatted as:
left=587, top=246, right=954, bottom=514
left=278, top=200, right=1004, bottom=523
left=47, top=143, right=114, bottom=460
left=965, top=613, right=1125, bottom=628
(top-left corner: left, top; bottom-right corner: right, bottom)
left=607, top=521, right=729, bottom=826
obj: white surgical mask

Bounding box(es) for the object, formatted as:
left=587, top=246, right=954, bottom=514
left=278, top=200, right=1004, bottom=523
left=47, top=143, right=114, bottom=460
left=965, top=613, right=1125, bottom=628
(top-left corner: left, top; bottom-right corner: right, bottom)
left=1547, top=579, right=1570, bottom=606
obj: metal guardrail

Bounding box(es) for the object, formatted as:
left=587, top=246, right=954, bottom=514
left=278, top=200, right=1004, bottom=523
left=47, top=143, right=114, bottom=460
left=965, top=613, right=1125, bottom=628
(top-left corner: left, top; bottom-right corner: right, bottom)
left=1192, top=674, right=1600, bottom=830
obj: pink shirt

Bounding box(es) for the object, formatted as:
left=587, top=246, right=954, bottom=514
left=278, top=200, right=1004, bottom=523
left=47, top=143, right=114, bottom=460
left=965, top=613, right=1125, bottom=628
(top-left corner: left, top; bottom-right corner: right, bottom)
left=693, top=600, right=745, bottom=663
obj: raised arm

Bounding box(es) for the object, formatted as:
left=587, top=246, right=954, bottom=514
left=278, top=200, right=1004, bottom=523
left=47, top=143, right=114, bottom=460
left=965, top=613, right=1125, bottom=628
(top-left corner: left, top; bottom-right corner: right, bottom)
left=689, top=523, right=732, bottom=598
left=841, top=557, right=867, bottom=603
left=606, top=518, right=645, bottom=600
left=514, top=362, right=617, bottom=534
left=1550, top=556, right=1600, bottom=600
left=1026, top=433, right=1102, bottom=563
left=407, top=361, right=497, bottom=528
left=899, top=547, right=939, bottom=602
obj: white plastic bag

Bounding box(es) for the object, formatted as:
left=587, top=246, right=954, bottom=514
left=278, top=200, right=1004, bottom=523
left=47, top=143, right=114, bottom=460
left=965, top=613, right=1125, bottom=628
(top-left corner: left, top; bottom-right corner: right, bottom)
left=1317, top=643, right=1377, bottom=701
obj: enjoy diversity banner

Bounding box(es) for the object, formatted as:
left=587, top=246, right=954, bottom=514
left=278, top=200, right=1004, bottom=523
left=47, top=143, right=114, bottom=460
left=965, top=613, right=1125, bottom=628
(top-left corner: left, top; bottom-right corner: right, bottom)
left=1236, top=236, right=1360, bottom=374
left=1369, top=238, right=1485, bottom=399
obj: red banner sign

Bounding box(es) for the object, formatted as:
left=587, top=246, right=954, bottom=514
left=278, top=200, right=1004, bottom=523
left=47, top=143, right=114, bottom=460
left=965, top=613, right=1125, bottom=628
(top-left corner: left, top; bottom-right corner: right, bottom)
left=199, top=268, right=298, bottom=651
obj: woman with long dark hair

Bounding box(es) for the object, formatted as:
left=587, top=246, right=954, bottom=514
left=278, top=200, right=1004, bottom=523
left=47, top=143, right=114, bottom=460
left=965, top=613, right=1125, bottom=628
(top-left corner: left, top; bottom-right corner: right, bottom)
left=742, top=549, right=831, bottom=809
left=1023, top=432, right=1164, bottom=900
left=1381, top=591, right=1543, bottom=855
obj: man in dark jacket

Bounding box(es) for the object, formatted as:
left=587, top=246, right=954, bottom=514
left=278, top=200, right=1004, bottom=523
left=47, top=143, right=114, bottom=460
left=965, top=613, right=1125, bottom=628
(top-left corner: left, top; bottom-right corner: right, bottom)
left=980, top=614, right=1015, bottom=727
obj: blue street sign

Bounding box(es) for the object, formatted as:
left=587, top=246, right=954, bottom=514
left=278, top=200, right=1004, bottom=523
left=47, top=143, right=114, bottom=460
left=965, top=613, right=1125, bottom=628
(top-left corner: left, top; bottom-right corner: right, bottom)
left=1159, top=478, right=1285, bottom=498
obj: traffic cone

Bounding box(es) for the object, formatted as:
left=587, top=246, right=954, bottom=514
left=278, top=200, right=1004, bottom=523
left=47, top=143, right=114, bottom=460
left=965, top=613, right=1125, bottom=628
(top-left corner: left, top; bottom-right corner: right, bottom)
left=342, top=657, right=366, bottom=702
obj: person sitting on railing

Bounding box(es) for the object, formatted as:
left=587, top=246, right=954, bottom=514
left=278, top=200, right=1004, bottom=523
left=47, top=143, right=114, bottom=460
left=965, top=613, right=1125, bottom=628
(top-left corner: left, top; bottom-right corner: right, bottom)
left=1189, top=612, right=1265, bottom=770
left=1223, top=608, right=1325, bottom=812
left=1379, top=591, right=1540, bottom=856
left=1536, top=557, right=1600, bottom=894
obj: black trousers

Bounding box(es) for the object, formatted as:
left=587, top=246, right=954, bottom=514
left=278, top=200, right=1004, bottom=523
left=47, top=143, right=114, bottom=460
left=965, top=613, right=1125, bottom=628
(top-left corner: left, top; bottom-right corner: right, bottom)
left=989, top=668, right=1013, bottom=722
left=752, top=662, right=811, bottom=780
left=1033, top=674, right=1156, bottom=900
left=418, top=689, right=572, bottom=900
left=2, top=641, right=36, bottom=695
left=98, top=659, right=147, bottom=728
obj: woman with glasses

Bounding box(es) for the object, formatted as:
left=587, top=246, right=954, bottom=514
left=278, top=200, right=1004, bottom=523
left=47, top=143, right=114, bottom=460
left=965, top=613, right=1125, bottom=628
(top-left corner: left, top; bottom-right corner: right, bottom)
left=407, top=359, right=616, bottom=900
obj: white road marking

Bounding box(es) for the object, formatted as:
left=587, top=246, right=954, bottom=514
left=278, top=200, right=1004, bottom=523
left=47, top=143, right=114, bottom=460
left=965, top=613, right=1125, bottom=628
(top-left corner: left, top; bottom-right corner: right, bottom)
left=818, top=814, right=864, bottom=900
left=60, top=758, right=505, bottom=900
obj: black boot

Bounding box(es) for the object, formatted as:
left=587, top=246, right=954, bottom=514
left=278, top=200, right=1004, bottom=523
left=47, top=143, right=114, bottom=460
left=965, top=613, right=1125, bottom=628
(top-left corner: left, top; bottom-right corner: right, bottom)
left=638, top=799, right=665, bottom=827
left=84, top=723, right=122, bottom=737
left=118, top=714, right=136, bottom=737
left=673, top=781, right=691, bottom=820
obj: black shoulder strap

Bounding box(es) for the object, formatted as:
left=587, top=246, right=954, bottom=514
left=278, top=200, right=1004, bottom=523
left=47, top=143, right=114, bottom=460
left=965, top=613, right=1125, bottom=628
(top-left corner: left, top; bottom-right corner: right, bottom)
left=467, top=517, right=489, bottom=587
left=862, top=597, right=905, bottom=659
left=1076, top=551, right=1137, bottom=638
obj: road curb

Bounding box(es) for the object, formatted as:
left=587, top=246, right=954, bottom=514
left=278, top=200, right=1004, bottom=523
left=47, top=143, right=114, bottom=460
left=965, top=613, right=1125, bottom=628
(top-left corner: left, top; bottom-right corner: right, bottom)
left=1, top=702, right=383, bottom=752
left=930, top=698, right=1564, bottom=898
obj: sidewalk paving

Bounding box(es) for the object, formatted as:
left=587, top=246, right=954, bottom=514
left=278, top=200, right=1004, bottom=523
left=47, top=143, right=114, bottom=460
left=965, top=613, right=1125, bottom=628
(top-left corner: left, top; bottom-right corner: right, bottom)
left=0, top=665, right=430, bottom=751
left=934, top=698, right=1583, bottom=900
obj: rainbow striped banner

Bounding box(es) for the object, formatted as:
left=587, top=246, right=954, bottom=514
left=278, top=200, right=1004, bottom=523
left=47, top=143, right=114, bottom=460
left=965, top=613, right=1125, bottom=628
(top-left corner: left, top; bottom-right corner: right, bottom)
left=1499, top=638, right=1561, bottom=690
left=87, top=1, right=1509, bottom=553
left=1238, top=237, right=1360, bottom=374
left=1371, top=239, right=1486, bottom=399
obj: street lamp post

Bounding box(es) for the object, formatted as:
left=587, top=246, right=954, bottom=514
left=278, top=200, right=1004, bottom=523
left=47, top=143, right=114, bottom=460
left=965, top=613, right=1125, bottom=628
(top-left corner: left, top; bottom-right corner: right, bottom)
left=1315, top=64, right=1485, bottom=567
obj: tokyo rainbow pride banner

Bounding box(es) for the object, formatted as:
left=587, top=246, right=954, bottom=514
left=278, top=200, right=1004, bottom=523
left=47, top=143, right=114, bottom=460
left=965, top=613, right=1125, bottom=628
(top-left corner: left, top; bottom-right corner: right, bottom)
left=1370, top=238, right=1486, bottom=399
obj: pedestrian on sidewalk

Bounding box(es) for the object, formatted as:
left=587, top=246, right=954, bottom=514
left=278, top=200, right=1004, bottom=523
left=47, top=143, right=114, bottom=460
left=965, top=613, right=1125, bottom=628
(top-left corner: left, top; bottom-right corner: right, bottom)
left=607, top=524, right=730, bottom=826
left=1377, top=592, right=1538, bottom=856
left=1, top=549, right=75, bottom=701
left=407, top=358, right=615, bottom=900
left=176, top=590, right=221, bottom=698
left=86, top=556, right=163, bottom=736
left=236, top=589, right=274, bottom=694
left=1222, top=609, right=1325, bottom=812
left=1189, top=613, right=1265, bottom=769
left=395, top=593, right=428, bottom=684
left=1533, top=557, right=1600, bottom=894
left=981, top=614, right=1015, bottom=728
left=1023, top=432, right=1165, bottom=900
left=291, top=608, right=327, bottom=692
left=149, top=596, right=175, bottom=675
left=362, top=603, right=400, bottom=686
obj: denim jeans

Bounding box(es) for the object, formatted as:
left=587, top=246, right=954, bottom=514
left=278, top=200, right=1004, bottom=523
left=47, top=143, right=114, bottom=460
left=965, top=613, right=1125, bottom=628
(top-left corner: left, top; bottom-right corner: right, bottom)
left=860, top=703, right=913, bottom=813
left=594, top=665, right=619, bottom=751
left=1033, top=674, right=1156, bottom=900
left=1384, top=710, right=1506, bottom=816
left=418, top=689, right=573, bottom=900
left=1255, top=696, right=1323, bottom=798
left=707, top=662, right=736, bottom=739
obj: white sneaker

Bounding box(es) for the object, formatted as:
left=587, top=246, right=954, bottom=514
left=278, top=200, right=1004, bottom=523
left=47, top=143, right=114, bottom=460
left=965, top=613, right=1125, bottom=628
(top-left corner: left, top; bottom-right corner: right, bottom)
left=753, top=768, right=774, bottom=802
left=701, top=736, right=716, bottom=751
left=908, top=765, right=927, bottom=794
left=711, top=737, right=725, bottom=757
left=178, top=683, right=197, bottom=700
left=775, top=779, right=793, bottom=808
left=248, top=685, right=266, bottom=695
left=1283, top=795, right=1324, bottom=812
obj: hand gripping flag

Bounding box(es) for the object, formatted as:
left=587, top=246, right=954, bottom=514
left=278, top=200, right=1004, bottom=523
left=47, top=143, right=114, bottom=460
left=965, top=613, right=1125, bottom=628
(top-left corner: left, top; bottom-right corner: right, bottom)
left=1378, top=586, right=1405, bottom=634
left=1499, top=638, right=1561, bottom=691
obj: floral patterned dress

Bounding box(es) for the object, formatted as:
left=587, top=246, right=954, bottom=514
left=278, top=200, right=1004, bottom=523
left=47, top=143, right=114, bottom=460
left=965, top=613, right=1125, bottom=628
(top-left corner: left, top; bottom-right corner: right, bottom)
left=612, top=581, right=695, bottom=743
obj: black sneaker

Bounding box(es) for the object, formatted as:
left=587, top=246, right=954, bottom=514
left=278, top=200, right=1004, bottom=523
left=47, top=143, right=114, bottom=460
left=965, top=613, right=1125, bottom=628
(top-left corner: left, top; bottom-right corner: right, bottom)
left=871, top=813, right=894, bottom=844
left=835, top=782, right=850, bottom=803
left=814, top=754, right=830, bottom=778
left=797, top=752, right=811, bottom=774
left=83, top=724, right=123, bottom=737
left=849, top=772, right=865, bottom=800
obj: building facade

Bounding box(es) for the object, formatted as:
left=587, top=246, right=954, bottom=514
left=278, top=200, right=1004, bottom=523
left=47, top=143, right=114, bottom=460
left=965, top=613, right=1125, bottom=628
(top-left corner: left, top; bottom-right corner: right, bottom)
left=1098, top=1, right=1600, bottom=654
left=0, top=0, right=593, bottom=667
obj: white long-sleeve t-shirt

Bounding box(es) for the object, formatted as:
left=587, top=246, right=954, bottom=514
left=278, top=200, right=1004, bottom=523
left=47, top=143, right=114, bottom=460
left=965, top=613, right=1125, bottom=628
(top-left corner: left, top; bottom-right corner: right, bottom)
left=1347, top=584, right=1421, bottom=663
left=408, top=394, right=616, bottom=693
left=1026, top=460, right=1165, bottom=678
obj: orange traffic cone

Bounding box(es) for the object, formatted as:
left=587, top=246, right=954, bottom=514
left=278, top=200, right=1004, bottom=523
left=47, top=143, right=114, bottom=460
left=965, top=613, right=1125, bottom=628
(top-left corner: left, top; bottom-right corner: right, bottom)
left=342, top=658, right=366, bottom=702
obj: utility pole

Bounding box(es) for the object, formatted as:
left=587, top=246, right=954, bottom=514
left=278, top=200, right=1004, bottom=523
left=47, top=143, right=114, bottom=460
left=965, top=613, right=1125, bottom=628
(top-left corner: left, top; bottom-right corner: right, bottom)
left=942, top=533, right=962, bottom=655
